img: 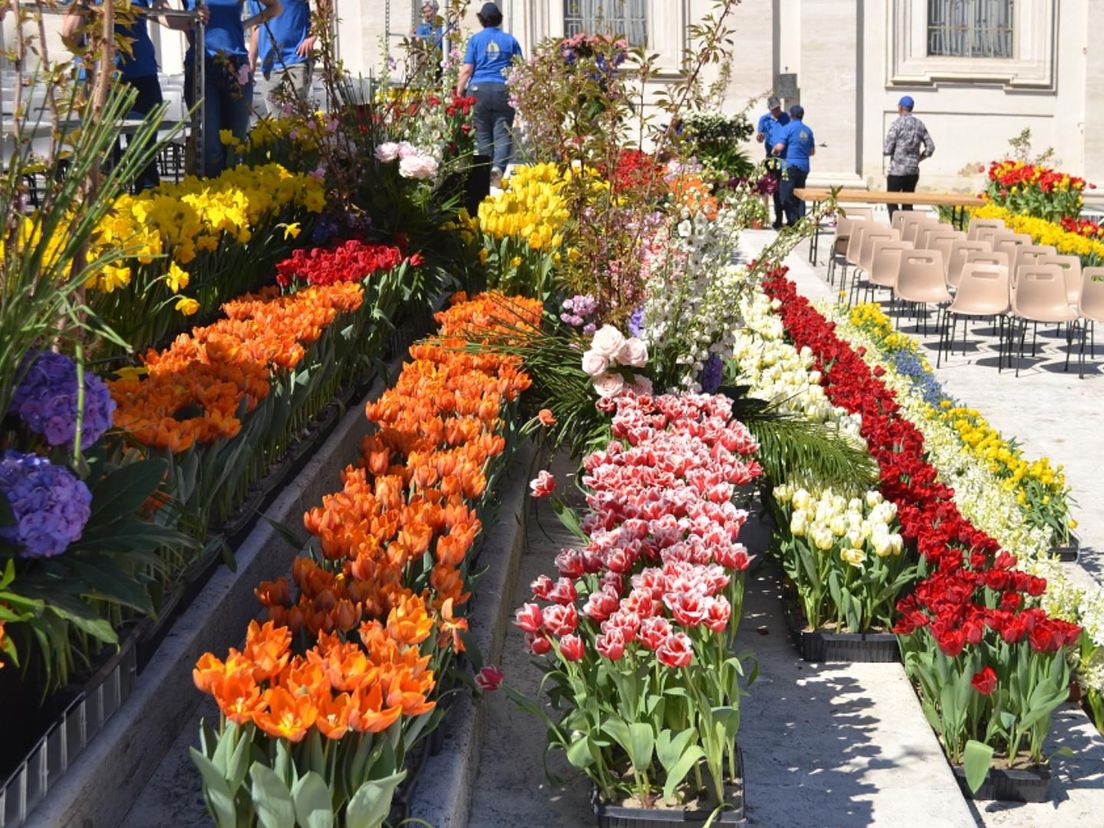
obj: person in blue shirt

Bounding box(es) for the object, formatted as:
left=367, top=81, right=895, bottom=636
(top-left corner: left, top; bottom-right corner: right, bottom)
left=62, top=0, right=188, bottom=190
left=772, top=105, right=816, bottom=228
left=249, top=0, right=314, bottom=112
left=413, top=1, right=445, bottom=48
left=756, top=95, right=790, bottom=229
left=455, top=2, right=523, bottom=188
left=183, top=0, right=281, bottom=176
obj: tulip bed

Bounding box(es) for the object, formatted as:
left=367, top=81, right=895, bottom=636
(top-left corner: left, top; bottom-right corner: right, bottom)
left=191, top=291, right=541, bottom=825
left=761, top=271, right=1080, bottom=784
left=513, top=390, right=762, bottom=812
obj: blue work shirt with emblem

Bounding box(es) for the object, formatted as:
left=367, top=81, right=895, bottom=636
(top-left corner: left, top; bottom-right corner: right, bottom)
left=757, top=110, right=790, bottom=156
left=464, top=26, right=522, bottom=85
left=775, top=119, right=815, bottom=172
left=185, top=0, right=247, bottom=58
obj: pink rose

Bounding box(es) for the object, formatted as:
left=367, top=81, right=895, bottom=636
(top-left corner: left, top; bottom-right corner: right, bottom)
left=397, top=141, right=416, bottom=158
left=616, top=337, right=649, bottom=368
left=590, top=324, right=627, bottom=358
left=399, top=153, right=440, bottom=180
left=529, top=469, right=556, bottom=497
left=629, top=375, right=653, bottom=395
left=581, top=349, right=609, bottom=376
left=475, top=665, right=504, bottom=691
left=374, top=142, right=401, bottom=162
left=592, top=371, right=625, bottom=398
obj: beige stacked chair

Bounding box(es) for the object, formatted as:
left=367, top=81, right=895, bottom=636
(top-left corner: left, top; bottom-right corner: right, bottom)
left=1037, top=254, right=1083, bottom=308
left=967, top=217, right=1006, bottom=241
left=994, top=232, right=1033, bottom=261
left=895, top=249, right=950, bottom=333
left=937, top=264, right=1011, bottom=369
left=946, top=239, right=992, bottom=288
left=893, top=212, right=926, bottom=236
left=1011, top=264, right=1079, bottom=375
left=851, top=238, right=913, bottom=306
left=902, top=216, right=939, bottom=245
left=1012, top=244, right=1058, bottom=292
left=966, top=249, right=1012, bottom=276
left=827, top=207, right=876, bottom=286
left=972, top=224, right=1006, bottom=245
left=918, top=225, right=963, bottom=251
left=840, top=219, right=877, bottom=294
left=1077, top=267, right=1104, bottom=377
left=858, top=226, right=898, bottom=273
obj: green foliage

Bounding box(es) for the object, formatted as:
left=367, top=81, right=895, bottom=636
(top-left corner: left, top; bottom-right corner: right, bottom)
left=683, top=111, right=755, bottom=180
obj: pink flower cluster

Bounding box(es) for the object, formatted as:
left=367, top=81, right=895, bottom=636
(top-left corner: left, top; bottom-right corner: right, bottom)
left=515, top=392, right=761, bottom=670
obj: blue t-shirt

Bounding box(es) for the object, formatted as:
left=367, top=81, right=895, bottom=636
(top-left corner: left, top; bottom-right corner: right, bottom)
left=249, top=0, right=309, bottom=71
left=109, top=0, right=159, bottom=78
left=776, top=119, right=814, bottom=172
left=186, top=0, right=247, bottom=58
left=757, top=110, right=789, bottom=156
left=464, top=27, right=522, bottom=85
left=414, top=21, right=445, bottom=48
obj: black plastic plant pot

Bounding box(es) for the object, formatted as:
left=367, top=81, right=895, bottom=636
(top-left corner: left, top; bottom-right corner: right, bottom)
left=952, top=763, right=1051, bottom=803
left=782, top=598, right=900, bottom=664
left=1048, top=533, right=1080, bottom=563
left=592, top=748, right=747, bottom=828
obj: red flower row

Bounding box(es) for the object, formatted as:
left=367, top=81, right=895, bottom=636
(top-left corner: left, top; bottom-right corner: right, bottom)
left=762, top=271, right=1080, bottom=656
left=275, top=238, right=416, bottom=288
left=1060, top=216, right=1104, bottom=241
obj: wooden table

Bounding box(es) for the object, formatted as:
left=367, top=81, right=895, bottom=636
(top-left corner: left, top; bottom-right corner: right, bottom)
left=794, top=188, right=986, bottom=265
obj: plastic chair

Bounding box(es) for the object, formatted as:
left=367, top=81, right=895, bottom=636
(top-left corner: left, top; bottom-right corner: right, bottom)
left=1077, top=267, right=1104, bottom=377
left=895, top=249, right=950, bottom=334
left=839, top=219, right=875, bottom=294
left=851, top=239, right=913, bottom=307
left=946, top=239, right=992, bottom=288
left=918, top=226, right=963, bottom=251
left=937, top=264, right=1010, bottom=367
left=1012, top=245, right=1057, bottom=293
left=828, top=207, right=875, bottom=285
left=1037, top=254, right=1083, bottom=308
left=968, top=217, right=1006, bottom=241
left=893, top=212, right=926, bottom=235
left=1011, top=264, right=1080, bottom=375
left=965, top=249, right=1011, bottom=275
left=973, top=225, right=1004, bottom=245
left=994, top=233, right=1033, bottom=261
left=859, top=226, right=898, bottom=273
left=902, top=216, right=939, bottom=246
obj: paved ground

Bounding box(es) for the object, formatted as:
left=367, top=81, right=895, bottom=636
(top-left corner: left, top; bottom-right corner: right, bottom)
left=737, top=227, right=1104, bottom=828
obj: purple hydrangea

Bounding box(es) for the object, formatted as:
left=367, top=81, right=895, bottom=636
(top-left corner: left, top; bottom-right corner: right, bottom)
left=700, top=353, right=724, bottom=394
left=628, top=306, right=645, bottom=337
left=560, top=294, right=598, bottom=329
left=0, top=450, right=92, bottom=558
left=9, top=351, right=115, bottom=449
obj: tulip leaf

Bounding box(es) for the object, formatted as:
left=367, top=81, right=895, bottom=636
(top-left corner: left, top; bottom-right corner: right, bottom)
left=656, top=729, right=695, bottom=772
left=964, top=739, right=994, bottom=794
left=345, top=771, right=407, bottom=828
left=566, top=733, right=596, bottom=769
left=662, top=745, right=705, bottom=803
left=189, top=747, right=239, bottom=828
left=628, top=723, right=655, bottom=773
left=292, top=770, right=334, bottom=828
left=249, top=763, right=296, bottom=828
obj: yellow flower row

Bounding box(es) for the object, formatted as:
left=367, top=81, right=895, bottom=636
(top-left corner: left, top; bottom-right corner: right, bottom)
left=477, top=163, right=570, bottom=252
left=86, top=163, right=326, bottom=293
left=973, top=204, right=1104, bottom=263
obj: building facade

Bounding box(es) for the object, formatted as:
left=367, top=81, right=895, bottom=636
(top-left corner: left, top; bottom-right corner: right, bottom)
left=345, top=0, right=1103, bottom=203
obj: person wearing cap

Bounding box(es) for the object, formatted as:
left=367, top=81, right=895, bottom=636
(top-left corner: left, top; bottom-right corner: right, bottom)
left=455, top=2, right=523, bottom=188
left=756, top=95, right=790, bottom=229
left=772, top=105, right=815, bottom=228
left=249, top=0, right=316, bottom=111
left=884, top=95, right=935, bottom=218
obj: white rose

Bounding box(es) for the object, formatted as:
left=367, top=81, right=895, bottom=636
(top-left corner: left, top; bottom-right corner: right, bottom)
left=397, top=141, right=416, bottom=158
left=399, top=153, right=440, bottom=180
left=616, top=337, right=649, bottom=368
left=592, top=371, right=625, bottom=398
left=374, top=142, right=401, bottom=162
left=580, top=349, right=609, bottom=377
left=590, top=325, right=626, bottom=358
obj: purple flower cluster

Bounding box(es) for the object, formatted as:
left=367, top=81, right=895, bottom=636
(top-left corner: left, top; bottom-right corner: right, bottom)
left=0, top=450, right=92, bottom=558
left=560, top=294, right=598, bottom=334
left=700, top=353, right=724, bottom=394
left=10, top=351, right=115, bottom=449
left=628, top=306, right=645, bottom=337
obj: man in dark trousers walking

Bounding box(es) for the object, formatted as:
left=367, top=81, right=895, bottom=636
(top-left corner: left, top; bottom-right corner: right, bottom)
left=883, top=95, right=935, bottom=218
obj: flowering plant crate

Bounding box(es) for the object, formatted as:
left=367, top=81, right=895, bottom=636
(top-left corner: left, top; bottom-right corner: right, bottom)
left=510, top=392, right=762, bottom=815
left=950, top=760, right=1051, bottom=803
left=780, top=593, right=900, bottom=664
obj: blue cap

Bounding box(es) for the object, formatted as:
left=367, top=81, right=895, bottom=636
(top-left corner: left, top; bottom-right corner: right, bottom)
left=899, top=95, right=915, bottom=109
left=788, top=105, right=804, bottom=119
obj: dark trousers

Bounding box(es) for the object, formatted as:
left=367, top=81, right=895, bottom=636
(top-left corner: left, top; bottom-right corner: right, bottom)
left=124, top=75, right=163, bottom=191
left=470, top=83, right=515, bottom=172
left=766, top=157, right=784, bottom=226
left=887, top=173, right=919, bottom=218
left=780, top=166, right=809, bottom=226
left=185, top=55, right=254, bottom=177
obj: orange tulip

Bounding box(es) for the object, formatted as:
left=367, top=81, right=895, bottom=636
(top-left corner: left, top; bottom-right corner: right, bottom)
left=254, top=687, right=318, bottom=742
